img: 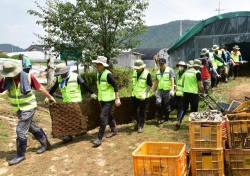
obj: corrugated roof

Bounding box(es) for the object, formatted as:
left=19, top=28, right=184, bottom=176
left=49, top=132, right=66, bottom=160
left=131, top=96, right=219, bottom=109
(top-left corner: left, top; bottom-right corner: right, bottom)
left=168, top=11, right=250, bottom=52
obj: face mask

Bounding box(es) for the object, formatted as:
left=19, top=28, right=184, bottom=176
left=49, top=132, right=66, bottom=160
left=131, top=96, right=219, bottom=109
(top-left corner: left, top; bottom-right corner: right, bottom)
left=178, top=66, right=184, bottom=71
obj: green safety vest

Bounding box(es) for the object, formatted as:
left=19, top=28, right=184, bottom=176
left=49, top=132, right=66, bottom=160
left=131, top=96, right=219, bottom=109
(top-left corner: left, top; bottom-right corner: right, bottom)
left=213, top=50, right=223, bottom=67
left=231, top=51, right=241, bottom=62
left=58, top=73, right=82, bottom=102
left=175, top=72, right=185, bottom=97
left=209, top=52, right=217, bottom=69
left=183, top=68, right=198, bottom=94
left=97, top=69, right=115, bottom=102
left=132, top=69, right=149, bottom=99
left=8, top=73, right=37, bottom=112
left=156, top=67, right=172, bottom=90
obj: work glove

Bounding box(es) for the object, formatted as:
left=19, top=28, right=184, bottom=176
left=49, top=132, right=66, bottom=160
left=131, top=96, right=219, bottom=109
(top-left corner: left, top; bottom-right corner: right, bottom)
left=115, top=98, right=121, bottom=107
left=217, top=74, right=221, bottom=78
left=241, top=61, right=244, bottom=64
left=140, top=92, right=147, bottom=100
left=44, top=97, right=56, bottom=105
left=203, top=93, right=207, bottom=97
left=169, top=90, right=174, bottom=97
left=90, top=93, right=97, bottom=100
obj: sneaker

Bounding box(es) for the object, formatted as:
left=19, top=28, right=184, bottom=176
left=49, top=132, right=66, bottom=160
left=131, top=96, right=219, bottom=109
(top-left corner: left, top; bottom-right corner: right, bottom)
left=92, top=138, right=102, bottom=146
left=106, top=131, right=117, bottom=138
left=138, top=127, right=144, bottom=133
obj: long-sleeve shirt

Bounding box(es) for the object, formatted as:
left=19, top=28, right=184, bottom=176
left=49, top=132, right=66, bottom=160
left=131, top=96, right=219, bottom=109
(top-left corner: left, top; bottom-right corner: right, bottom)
left=49, top=75, right=94, bottom=95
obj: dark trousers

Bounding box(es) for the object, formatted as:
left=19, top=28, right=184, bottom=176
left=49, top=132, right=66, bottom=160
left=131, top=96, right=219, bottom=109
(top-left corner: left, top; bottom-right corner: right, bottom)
left=211, top=73, right=217, bottom=88
left=23, top=68, right=31, bottom=73
left=171, top=95, right=184, bottom=122
left=181, top=93, right=199, bottom=121
left=130, top=96, right=146, bottom=128
left=97, top=101, right=116, bottom=140
left=233, top=65, right=240, bottom=78
left=156, top=90, right=171, bottom=121
left=216, top=66, right=223, bottom=85
left=16, top=108, right=41, bottom=141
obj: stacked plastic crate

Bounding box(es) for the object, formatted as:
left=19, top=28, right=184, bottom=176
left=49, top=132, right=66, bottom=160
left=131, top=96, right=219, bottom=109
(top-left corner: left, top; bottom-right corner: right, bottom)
left=224, top=112, right=250, bottom=176
left=189, top=110, right=225, bottom=176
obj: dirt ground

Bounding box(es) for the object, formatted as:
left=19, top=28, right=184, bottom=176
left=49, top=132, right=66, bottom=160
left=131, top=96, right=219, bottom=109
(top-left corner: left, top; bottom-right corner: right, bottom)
left=0, top=76, right=250, bottom=176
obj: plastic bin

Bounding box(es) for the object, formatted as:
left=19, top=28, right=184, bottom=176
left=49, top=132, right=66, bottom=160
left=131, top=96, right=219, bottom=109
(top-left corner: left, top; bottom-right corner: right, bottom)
left=189, top=121, right=222, bottom=149
left=132, top=142, right=187, bottom=176
left=227, top=120, right=250, bottom=148
left=225, top=149, right=250, bottom=176
left=190, top=148, right=224, bottom=176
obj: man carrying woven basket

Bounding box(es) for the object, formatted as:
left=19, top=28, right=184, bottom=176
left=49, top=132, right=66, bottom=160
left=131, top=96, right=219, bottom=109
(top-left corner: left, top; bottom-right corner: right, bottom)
left=47, top=63, right=97, bottom=142
left=91, top=56, right=121, bottom=147
left=0, top=61, right=55, bottom=165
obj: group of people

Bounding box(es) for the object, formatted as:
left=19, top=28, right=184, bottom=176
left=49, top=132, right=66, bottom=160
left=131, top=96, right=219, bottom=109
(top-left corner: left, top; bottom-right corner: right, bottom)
left=0, top=44, right=243, bottom=165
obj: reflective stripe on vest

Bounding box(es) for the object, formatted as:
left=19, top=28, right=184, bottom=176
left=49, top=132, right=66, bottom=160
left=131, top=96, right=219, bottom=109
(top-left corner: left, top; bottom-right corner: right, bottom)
left=183, top=68, right=198, bottom=94
left=58, top=73, right=82, bottom=102
left=175, top=73, right=185, bottom=97
left=156, top=67, right=171, bottom=90
left=132, top=69, right=149, bottom=99
left=97, top=69, right=115, bottom=101
left=8, top=73, right=37, bottom=112
left=231, top=51, right=241, bottom=62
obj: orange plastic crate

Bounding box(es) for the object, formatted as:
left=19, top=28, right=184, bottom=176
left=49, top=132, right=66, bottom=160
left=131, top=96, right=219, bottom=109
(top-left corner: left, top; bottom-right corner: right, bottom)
left=189, top=121, right=223, bottom=149
left=225, top=149, right=250, bottom=176
left=190, top=148, right=224, bottom=176
left=132, top=142, right=187, bottom=176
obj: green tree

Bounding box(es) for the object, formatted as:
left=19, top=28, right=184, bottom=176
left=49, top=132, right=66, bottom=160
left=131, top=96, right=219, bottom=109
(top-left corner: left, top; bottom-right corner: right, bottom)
left=28, top=0, right=148, bottom=67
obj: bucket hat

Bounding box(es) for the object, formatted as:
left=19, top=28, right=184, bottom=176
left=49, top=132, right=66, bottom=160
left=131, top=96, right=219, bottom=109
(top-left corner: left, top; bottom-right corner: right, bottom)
left=187, top=60, right=194, bottom=68
left=132, top=59, right=146, bottom=69
left=92, top=56, right=109, bottom=67
left=212, top=45, right=220, bottom=51
left=54, top=63, right=70, bottom=76
left=176, top=61, right=187, bottom=67
left=0, top=61, right=22, bottom=77
left=193, top=59, right=204, bottom=68
left=233, top=45, right=240, bottom=50
left=201, top=48, right=209, bottom=55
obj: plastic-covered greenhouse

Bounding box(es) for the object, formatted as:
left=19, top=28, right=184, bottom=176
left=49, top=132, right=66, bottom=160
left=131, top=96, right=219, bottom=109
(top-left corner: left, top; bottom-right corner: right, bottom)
left=168, top=11, right=250, bottom=66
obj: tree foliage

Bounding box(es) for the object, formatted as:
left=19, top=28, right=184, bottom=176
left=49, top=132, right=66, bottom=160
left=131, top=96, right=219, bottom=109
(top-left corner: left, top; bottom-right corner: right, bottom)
left=28, top=0, right=148, bottom=67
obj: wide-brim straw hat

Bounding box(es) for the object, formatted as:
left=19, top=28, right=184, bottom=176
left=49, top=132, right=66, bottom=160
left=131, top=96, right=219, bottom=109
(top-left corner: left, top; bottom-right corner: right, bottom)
left=201, top=48, right=209, bottom=55
left=193, top=59, right=204, bottom=68
left=0, top=61, right=22, bottom=77
left=54, top=63, right=70, bottom=76
left=212, top=44, right=220, bottom=51
left=176, top=61, right=187, bottom=67
left=233, top=45, right=240, bottom=50
left=92, top=56, right=109, bottom=67
left=187, top=60, right=194, bottom=68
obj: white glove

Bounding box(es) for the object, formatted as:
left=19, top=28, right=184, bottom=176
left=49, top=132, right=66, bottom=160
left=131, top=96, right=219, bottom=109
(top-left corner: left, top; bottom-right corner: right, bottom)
left=115, top=98, right=121, bottom=107
left=44, top=97, right=56, bottom=105
left=140, top=92, right=147, bottom=100
left=91, top=93, right=97, bottom=100
left=217, top=74, right=221, bottom=78
left=241, top=61, right=244, bottom=64
left=203, top=93, right=207, bottom=97
left=169, top=90, right=174, bottom=97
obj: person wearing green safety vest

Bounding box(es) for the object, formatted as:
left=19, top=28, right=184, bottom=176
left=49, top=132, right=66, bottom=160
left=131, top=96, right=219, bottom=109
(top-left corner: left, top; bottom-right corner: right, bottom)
left=152, top=58, right=175, bottom=125
left=19, top=54, right=32, bottom=73
left=91, top=56, right=121, bottom=147
left=0, top=61, right=55, bottom=165
left=211, top=45, right=226, bottom=87
left=231, top=45, right=243, bottom=79
left=48, top=63, right=97, bottom=143
left=181, top=59, right=204, bottom=123
left=130, top=59, right=152, bottom=133
left=171, top=61, right=187, bottom=129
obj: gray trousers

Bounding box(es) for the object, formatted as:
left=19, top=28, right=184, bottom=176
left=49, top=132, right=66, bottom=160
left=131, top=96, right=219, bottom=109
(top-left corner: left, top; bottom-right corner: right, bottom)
left=16, top=108, right=40, bottom=141
left=156, top=89, right=171, bottom=121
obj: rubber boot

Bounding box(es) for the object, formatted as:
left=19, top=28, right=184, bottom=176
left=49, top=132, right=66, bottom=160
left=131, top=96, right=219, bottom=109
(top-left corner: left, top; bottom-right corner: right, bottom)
left=9, top=138, right=27, bottom=165
left=33, top=129, right=51, bottom=154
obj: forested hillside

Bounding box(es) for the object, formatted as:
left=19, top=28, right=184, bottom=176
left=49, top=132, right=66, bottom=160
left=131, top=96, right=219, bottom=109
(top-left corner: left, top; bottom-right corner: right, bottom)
left=137, top=20, right=200, bottom=48
left=0, top=44, right=24, bottom=52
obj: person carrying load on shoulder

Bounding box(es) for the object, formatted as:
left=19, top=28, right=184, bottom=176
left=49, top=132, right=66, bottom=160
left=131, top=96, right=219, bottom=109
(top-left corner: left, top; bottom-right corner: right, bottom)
left=91, top=56, right=121, bottom=147
left=130, top=59, right=152, bottom=133
left=47, top=63, right=97, bottom=143
left=0, top=61, right=55, bottom=165
left=152, top=58, right=175, bottom=125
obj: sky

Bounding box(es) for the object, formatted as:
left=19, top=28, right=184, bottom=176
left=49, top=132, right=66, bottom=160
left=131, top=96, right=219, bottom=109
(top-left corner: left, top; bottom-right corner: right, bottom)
left=0, top=0, right=250, bottom=49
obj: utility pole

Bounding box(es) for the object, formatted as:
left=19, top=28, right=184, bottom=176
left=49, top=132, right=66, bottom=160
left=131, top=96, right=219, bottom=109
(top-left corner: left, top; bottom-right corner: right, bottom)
left=214, top=2, right=225, bottom=15
left=180, top=20, right=182, bottom=37
left=46, top=0, right=55, bottom=87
